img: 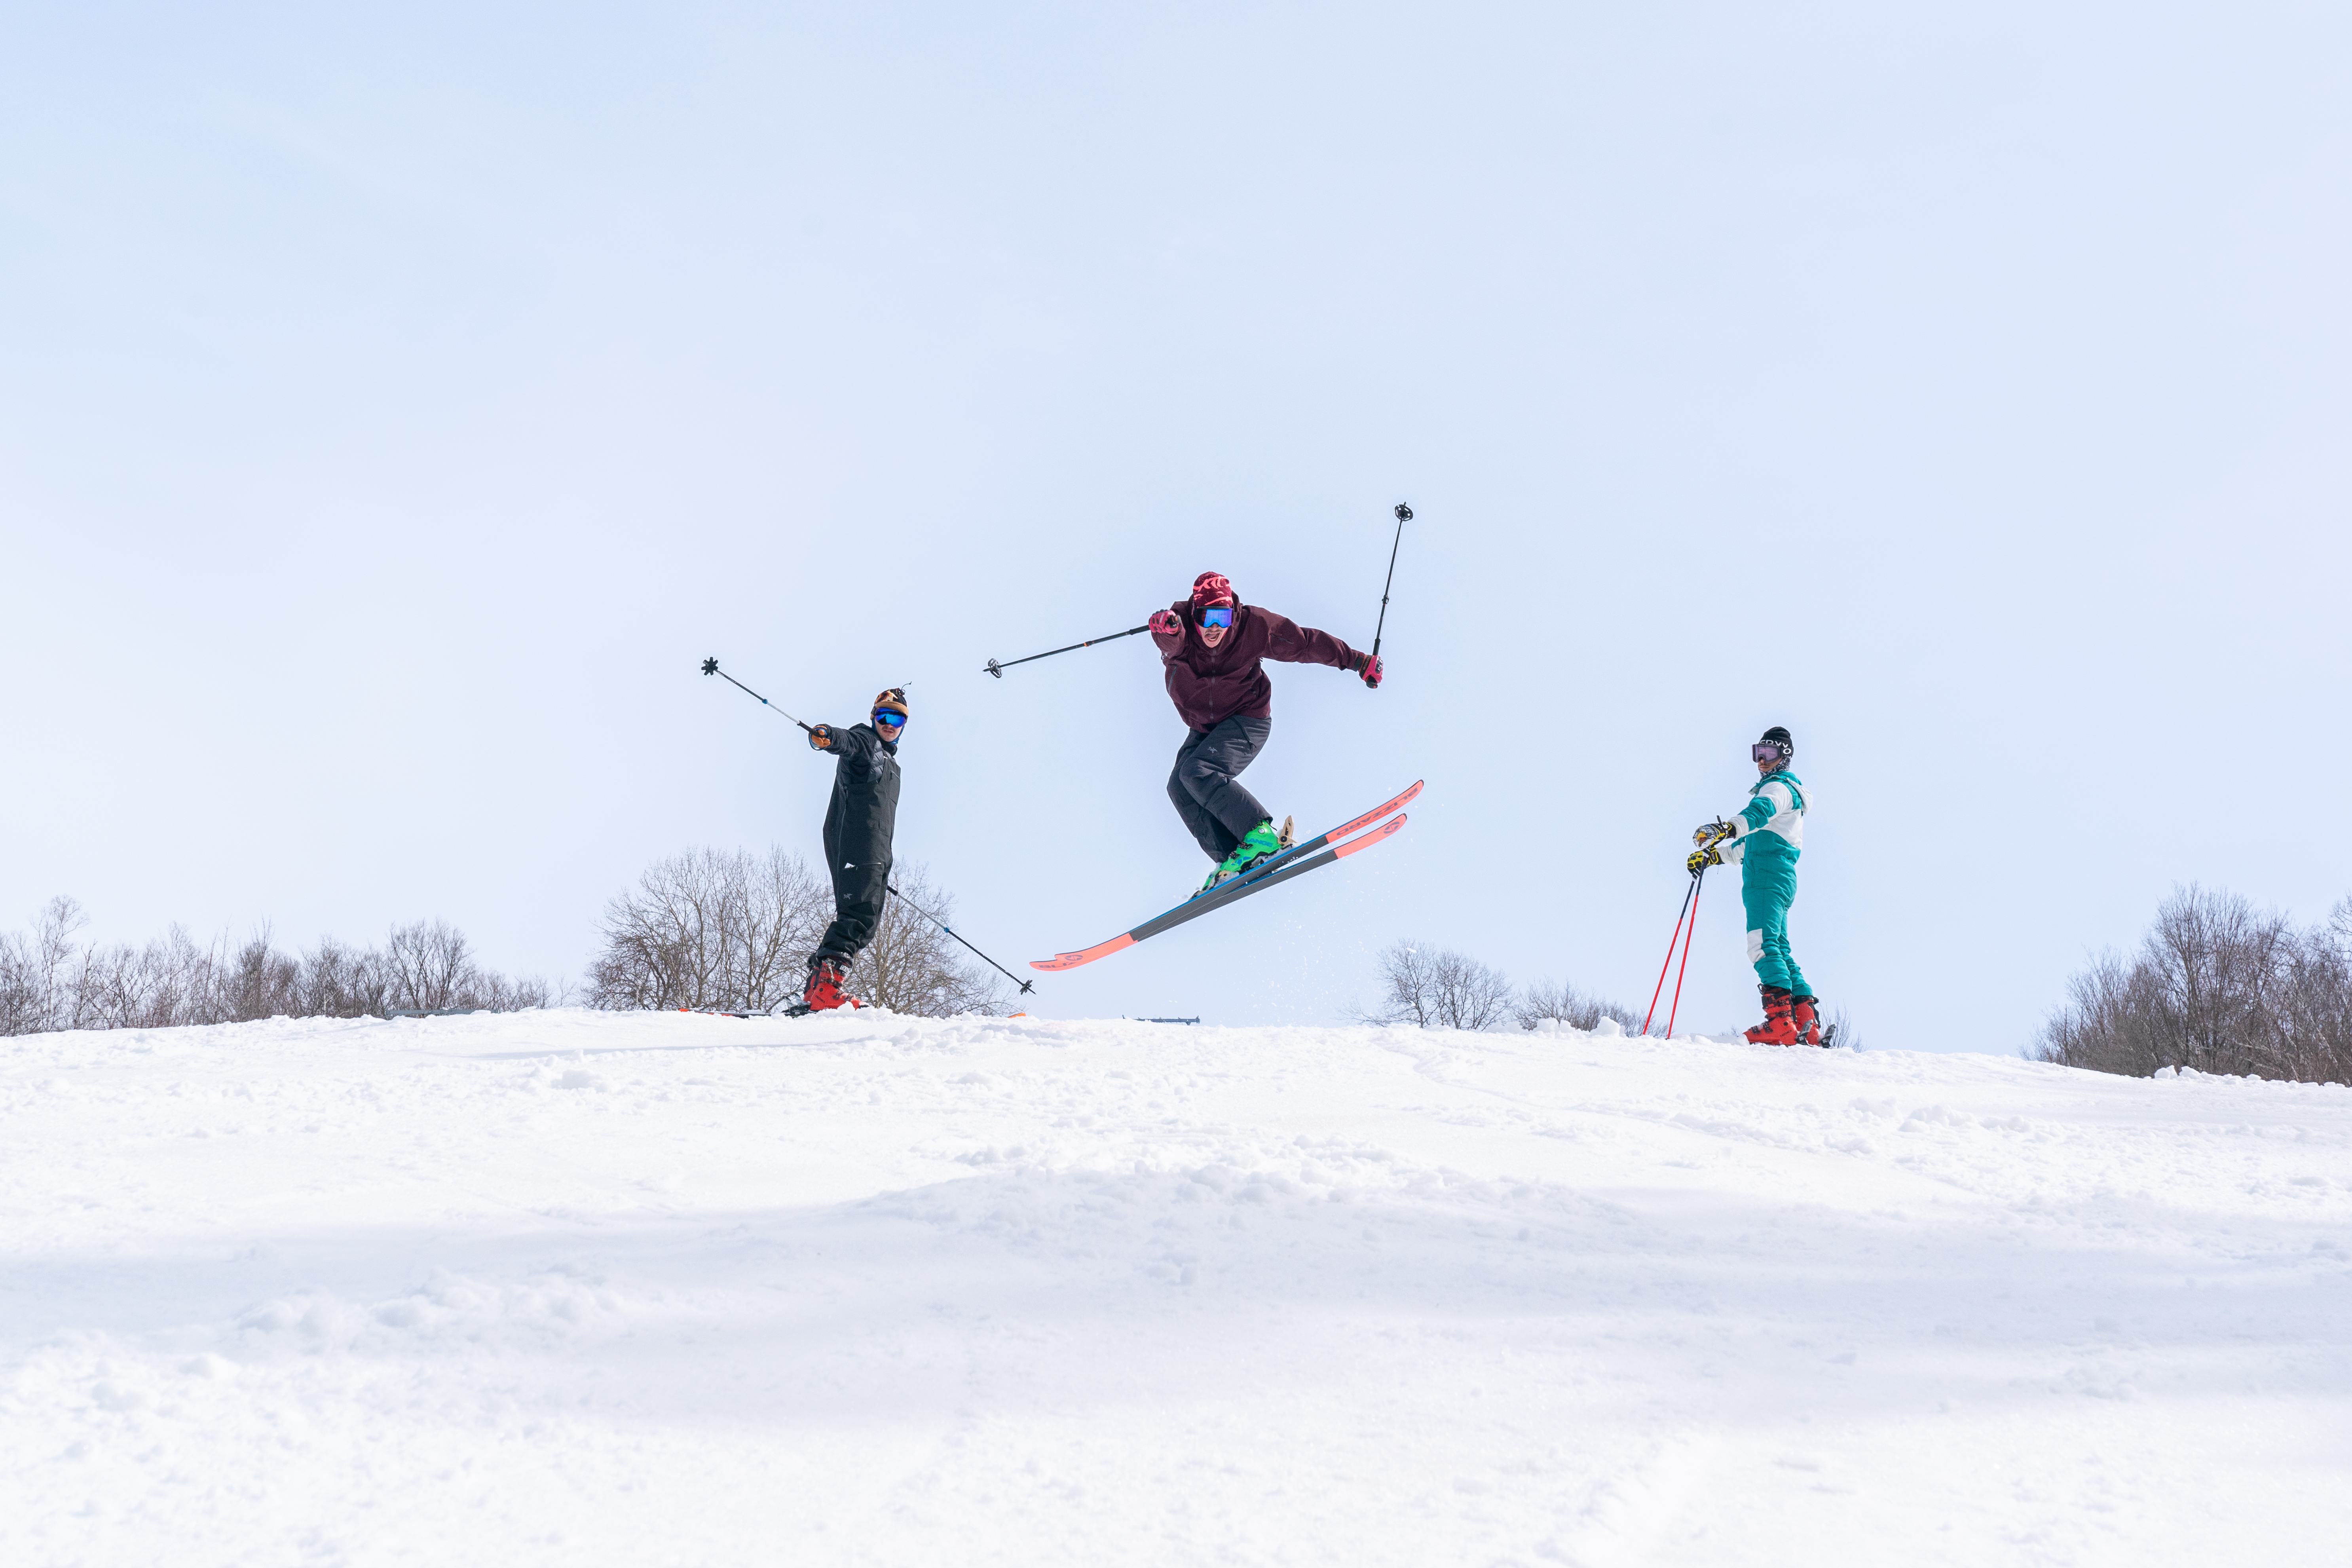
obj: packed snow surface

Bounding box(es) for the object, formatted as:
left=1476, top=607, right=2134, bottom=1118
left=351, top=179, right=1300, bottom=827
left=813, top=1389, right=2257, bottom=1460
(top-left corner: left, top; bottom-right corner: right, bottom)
left=4, top=1010, right=2349, bottom=1566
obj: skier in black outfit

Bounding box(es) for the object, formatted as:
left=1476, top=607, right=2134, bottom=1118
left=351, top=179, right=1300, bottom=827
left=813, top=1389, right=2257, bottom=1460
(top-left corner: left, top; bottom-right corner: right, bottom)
left=800, top=687, right=907, bottom=1012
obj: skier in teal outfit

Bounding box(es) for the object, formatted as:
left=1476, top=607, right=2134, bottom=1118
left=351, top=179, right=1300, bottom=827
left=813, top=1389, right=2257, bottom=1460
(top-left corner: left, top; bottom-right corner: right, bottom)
left=1688, top=726, right=1824, bottom=1046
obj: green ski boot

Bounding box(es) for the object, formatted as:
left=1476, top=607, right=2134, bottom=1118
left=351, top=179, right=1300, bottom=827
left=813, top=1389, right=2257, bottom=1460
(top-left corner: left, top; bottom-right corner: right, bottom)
left=1197, top=818, right=1285, bottom=896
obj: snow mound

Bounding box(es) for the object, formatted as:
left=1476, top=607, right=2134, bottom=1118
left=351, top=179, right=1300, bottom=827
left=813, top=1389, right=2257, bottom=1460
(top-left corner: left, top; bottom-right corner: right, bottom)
left=4, top=1009, right=2349, bottom=1565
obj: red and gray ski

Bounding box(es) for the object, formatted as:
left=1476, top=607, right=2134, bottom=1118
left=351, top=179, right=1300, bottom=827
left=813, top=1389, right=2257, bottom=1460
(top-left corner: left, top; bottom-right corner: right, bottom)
left=1030, top=781, right=1421, bottom=972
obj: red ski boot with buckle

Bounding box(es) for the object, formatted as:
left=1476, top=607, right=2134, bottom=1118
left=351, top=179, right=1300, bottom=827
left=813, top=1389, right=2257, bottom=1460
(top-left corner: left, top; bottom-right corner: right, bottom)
left=1744, top=985, right=1799, bottom=1047
left=802, top=957, right=860, bottom=1013
left=1790, top=994, right=1824, bottom=1046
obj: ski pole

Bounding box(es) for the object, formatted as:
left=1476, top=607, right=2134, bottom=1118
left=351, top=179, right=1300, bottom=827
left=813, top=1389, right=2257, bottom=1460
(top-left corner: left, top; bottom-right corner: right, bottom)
left=1664, top=866, right=1705, bottom=1039
left=1371, top=503, right=1410, bottom=660
left=702, top=658, right=813, bottom=733
left=886, top=881, right=1036, bottom=996
left=983, top=625, right=1150, bottom=679
left=1640, top=871, right=1700, bottom=1037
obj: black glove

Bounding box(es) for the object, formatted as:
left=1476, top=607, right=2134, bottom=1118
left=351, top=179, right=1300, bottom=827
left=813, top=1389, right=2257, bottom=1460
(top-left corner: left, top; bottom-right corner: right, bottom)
left=808, top=724, right=835, bottom=752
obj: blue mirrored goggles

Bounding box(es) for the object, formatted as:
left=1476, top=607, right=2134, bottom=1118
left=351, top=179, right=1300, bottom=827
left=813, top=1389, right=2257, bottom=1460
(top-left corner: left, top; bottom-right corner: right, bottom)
left=1200, top=606, right=1234, bottom=630
left=873, top=709, right=907, bottom=730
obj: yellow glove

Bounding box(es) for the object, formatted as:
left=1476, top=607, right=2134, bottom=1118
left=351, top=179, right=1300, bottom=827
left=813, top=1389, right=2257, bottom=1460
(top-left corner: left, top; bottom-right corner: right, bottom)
left=1686, top=845, right=1723, bottom=875
left=1692, top=818, right=1737, bottom=849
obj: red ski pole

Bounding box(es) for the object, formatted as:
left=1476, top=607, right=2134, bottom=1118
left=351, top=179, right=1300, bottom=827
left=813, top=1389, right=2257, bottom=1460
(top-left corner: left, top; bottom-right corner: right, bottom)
left=1664, top=866, right=1706, bottom=1039
left=1640, top=872, right=1701, bottom=1037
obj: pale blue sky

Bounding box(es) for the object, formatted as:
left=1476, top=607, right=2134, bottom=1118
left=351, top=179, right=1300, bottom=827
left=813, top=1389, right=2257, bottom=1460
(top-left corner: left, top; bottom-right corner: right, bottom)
left=4, top=3, right=2347, bottom=1050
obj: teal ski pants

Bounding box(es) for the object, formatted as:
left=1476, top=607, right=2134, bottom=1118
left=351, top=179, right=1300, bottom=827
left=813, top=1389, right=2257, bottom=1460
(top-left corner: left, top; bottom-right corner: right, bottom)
left=1740, top=849, right=1810, bottom=998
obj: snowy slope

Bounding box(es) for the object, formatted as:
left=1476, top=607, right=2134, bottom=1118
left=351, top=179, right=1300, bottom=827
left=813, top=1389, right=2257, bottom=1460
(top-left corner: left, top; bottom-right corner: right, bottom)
left=2, top=1010, right=2348, bottom=1567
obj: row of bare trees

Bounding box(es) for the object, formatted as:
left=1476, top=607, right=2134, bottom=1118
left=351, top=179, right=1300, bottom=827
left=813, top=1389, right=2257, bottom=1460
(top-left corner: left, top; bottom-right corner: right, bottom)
left=588, top=847, right=1009, bottom=1017
left=0, top=898, right=553, bottom=1037
left=0, top=843, right=1012, bottom=1037
left=2037, top=885, right=2352, bottom=1084
left=1352, top=940, right=1643, bottom=1033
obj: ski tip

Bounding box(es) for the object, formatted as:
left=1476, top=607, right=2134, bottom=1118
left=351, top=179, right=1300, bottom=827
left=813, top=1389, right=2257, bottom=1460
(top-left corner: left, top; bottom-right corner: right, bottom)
left=1326, top=780, right=1425, bottom=843
left=1332, top=812, right=1406, bottom=857
left=1030, top=934, right=1137, bottom=972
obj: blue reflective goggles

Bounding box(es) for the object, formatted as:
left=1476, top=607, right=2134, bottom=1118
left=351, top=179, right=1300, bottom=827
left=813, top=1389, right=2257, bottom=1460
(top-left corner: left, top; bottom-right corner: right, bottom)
left=1200, top=606, right=1234, bottom=630
left=873, top=709, right=907, bottom=729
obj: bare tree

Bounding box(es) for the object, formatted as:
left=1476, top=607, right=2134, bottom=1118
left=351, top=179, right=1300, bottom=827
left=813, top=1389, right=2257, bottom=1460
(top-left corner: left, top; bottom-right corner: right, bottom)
left=0, top=898, right=552, bottom=1035
left=222, top=929, right=302, bottom=1023
left=849, top=867, right=1011, bottom=1017
left=383, top=920, right=479, bottom=1011
left=737, top=849, right=830, bottom=1008
left=1352, top=941, right=1438, bottom=1027
left=590, top=847, right=830, bottom=1012
left=2288, top=899, right=2352, bottom=1077
left=1353, top=940, right=1516, bottom=1031
left=591, top=849, right=731, bottom=1010
left=1433, top=950, right=1518, bottom=1031
left=1516, top=978, right=1642, bottom=1034
left=65, top=924, right=232, bottom=1030
left=0, top=896, right=89, bottom=1035
left=297, top=936, right=392, bottom=1018
left=2037, top=884, right=2352, bottom=1084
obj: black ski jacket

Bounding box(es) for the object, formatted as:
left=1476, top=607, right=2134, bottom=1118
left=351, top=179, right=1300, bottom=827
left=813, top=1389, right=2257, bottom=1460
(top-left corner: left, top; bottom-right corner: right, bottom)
left=814, top=722, right=901, bottom=893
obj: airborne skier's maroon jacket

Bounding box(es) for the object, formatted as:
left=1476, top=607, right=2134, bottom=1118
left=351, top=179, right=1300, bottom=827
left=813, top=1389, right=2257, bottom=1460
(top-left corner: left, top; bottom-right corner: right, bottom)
left=1151, top=598, right=1362, bottom=732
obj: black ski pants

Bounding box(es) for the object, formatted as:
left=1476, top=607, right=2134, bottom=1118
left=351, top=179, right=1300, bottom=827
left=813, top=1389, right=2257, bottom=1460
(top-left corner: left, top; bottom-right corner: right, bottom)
left=1167, top=714, right=1273, bottom=862
left=816, top=863, right=887, bottom=966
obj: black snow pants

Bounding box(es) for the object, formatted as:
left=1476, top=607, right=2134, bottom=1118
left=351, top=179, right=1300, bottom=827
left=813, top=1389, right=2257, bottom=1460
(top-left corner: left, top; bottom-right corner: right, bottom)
left=818, top=858, right=888, bottom=966
left=1166, top=714, right=1273, bottom=862
left=814, top=723, right=900, bottom=965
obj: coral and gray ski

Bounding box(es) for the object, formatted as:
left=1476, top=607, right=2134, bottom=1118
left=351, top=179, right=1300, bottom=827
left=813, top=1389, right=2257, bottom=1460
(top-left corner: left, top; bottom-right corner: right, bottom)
left=1031, top=782, right=1422, bottom=972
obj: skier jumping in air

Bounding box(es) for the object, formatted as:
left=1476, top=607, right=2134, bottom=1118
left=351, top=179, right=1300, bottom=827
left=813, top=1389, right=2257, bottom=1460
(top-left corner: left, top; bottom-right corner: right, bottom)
left=1148, top=571, right=1383, bottom=896
left=1687, top=726, right=1824, bottom=1046
left=798, top=688, right=909, bottom=1012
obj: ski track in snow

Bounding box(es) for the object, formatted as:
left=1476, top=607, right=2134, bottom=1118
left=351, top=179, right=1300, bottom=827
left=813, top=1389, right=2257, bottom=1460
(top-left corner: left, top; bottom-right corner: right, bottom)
left=2, top=1011, right=2348, bottom=1566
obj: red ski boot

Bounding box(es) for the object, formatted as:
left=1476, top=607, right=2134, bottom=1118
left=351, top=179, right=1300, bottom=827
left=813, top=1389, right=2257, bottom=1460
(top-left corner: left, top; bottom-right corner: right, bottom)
left=802, top=957, right=860, bottom=1013
left=1790, top=994, right=1823, bottom=1046
left=1743, top=986, right=1799, bottom=1047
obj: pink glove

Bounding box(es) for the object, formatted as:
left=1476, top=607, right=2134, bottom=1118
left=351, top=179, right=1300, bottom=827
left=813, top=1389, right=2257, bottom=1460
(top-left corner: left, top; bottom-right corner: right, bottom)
left=1148, top=609, right=1181, bottom=636
left=1352, top=652, right=1384, bottom=689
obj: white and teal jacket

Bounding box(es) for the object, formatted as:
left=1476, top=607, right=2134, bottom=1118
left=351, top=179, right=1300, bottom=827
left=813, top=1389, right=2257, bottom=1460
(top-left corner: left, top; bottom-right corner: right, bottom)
left=1722, top=771, right=1807, bottom=890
